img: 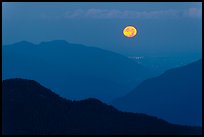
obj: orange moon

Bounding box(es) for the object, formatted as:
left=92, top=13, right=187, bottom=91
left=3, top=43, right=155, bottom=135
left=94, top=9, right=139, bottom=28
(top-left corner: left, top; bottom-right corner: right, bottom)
left=123, top=26, right=137, bottom=38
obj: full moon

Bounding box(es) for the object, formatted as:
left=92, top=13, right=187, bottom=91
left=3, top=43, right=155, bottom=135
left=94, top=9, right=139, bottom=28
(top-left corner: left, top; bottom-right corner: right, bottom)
left=123, top=26, right=137, bottom=38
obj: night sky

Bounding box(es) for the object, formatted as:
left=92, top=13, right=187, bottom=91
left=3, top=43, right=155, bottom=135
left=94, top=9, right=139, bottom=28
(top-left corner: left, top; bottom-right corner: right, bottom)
left=2, top=2, right=202, bottom=57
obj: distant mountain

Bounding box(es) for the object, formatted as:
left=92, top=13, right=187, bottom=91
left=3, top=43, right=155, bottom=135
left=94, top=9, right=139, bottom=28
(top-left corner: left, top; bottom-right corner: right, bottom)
left=2, top=40, right=151, bottom=102
left=111, top=59, right=202, bottom=126
left=2, top=78, right=202, bottom=135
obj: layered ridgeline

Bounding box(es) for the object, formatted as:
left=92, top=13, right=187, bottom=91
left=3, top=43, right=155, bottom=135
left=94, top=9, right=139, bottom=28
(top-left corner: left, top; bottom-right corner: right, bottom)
left=2, top=78, right=202, bottom=135
left=111, top=59, right=202, bottom=126
left=2, top=40, right=151, bottom=102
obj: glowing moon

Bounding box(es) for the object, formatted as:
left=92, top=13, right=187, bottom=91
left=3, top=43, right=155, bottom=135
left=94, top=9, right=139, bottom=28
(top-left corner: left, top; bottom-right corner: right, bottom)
left=123, top=26, right=137, bottom=38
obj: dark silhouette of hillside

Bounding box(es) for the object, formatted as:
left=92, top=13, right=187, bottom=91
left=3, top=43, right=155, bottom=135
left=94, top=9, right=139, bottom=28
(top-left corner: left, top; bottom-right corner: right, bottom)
left=111, top=59, right=202, bottom=126
left=2, top=78, right=202, bottom=135
left=2, top=40, right=151, bottom=102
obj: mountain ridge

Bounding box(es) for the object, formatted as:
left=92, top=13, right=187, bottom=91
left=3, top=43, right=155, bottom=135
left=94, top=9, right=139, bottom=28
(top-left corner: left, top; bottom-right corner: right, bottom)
left=111, top=59, right=202, bottom=126
left=3, top=40, right=151, bottom=102
left=2, top=78, right=202, bottom=135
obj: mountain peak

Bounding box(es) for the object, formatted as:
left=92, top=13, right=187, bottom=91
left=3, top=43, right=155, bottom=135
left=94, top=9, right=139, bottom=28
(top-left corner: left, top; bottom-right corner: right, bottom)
left=11, top=41, right=34, bottom=46
left=2, top=78, right=62, bottom=101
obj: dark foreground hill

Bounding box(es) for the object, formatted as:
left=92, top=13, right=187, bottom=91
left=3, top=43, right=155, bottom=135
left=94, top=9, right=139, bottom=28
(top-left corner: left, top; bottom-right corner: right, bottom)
left=2, top=78, right=202, bottom=135
left=111, top=59, right=202, bottom=126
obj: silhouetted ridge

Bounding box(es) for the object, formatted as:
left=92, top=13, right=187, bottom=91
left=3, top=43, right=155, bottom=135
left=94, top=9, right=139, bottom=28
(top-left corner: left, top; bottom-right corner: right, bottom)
left=161, top=59, right=201, bottom=78
left=3, top=78, right=63, bottom=100
left=74, top=98, right=119, bottom=114
left=112, top=59, right=202, bottom=126
left=2, top=78, right=201, bottom=135
left=78, top=98, right=104, bottom=104
left=3, top=40, right=151, bottom=102
left=10, top=41, right=34, bottom=46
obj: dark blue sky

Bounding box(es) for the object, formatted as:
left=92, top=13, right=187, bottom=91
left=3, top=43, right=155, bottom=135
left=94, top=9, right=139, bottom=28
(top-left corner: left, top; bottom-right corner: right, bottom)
left=2, top=2, right=202, bottom=57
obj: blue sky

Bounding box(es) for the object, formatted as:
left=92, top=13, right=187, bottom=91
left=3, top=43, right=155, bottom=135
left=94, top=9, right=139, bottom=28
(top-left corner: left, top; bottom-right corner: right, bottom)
left=2, top=2, right=202, bottom=56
